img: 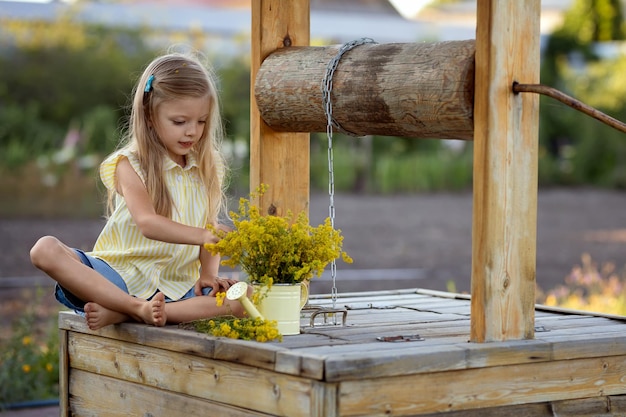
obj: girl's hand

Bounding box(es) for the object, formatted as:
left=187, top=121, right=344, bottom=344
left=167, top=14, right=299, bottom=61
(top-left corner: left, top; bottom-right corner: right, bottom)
left=203, top=223, right=232, bottom=245
left=194, top=275, right=238, bottom=296
left=203, top=229, right=220, bottom=245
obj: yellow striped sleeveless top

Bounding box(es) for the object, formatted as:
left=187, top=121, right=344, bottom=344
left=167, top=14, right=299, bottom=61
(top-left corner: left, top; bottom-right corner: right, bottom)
left=89, top=150, right=208, bottom=300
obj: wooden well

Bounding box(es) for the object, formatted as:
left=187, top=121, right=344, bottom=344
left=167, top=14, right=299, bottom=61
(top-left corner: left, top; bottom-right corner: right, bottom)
left=59, top=291, right=626, bottom=416
left=58, top=0, right=626, bottom=415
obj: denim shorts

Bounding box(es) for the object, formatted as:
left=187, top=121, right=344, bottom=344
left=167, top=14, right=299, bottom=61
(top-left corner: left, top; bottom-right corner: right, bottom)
left=55, top=249, right=211, bottom=314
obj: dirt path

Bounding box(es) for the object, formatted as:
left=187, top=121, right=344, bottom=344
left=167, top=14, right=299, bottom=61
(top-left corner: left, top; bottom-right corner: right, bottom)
left=1, top=188, right=626, bottom=297
left=314, top=188, right=626, bottom=294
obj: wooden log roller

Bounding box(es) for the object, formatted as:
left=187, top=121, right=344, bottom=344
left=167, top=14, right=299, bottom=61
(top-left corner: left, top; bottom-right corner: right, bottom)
left=254, top=40, right=476, bottom=140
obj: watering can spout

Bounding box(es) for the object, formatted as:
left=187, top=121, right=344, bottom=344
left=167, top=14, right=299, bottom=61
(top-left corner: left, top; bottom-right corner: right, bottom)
left=226, top=282, right=264, bottom=320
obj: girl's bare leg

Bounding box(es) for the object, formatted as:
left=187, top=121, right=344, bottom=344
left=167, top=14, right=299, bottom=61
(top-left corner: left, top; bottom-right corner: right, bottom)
left=164, top=293, right=247, bottom=324
left=30, top=236, right=166, bottom=329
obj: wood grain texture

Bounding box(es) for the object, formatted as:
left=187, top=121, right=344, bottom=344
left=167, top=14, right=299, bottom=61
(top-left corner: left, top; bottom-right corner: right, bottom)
left=58, top=328, right=69, bottom=417
left=58, top=306, right=288, bottom=371
left=339, top=354, right=626, bottom=416
left=58, top=287, right=626, bottom=416
left=413, top=394, right=626, bottom=417
left=67, top=332, right=317, bottom=417
left=69, top=369, right=274, bottom=417
left=255, top=41, right=475, bottom=139
left=471, top=0, right=541, bottom=342
left=250, top=0, right=310, bottom=218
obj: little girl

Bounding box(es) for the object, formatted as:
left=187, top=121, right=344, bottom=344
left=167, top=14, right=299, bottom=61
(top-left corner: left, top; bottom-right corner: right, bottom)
left=30, top=52, right=246, bottom=330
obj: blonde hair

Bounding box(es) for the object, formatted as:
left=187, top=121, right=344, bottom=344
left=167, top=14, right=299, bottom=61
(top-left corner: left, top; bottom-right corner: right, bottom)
left=107, top=51, right=228, bottom=223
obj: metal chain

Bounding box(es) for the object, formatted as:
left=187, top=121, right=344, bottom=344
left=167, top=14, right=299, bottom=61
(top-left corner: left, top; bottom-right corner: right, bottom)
left=321, top=38, right=376, bottom=309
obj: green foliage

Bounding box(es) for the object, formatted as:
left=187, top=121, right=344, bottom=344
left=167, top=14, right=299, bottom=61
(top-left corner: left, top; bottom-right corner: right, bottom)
left=0, top=14, right=255, bottom=194
left=81, top=105, right=121, bottom=155
left=218, top=55, right=251, bottom=144
left=0, top=19, right=155, bottom=127
left=0, top=295, right=60, bottom=406
left=538, top=101, right=626, bottom=188
left=374, top=144, right=473, bottom=193
left=0, top=103, right=64, bottom=168
left=563, top=52, right=626, bottom=111
left=3, top=0, right=626, bottom=212
left=558, top=0, right=625, bottom=43
left=538, top=0, right=626, bottom=189
left=311, top=134, right=474, bottom=194
left=310, top=135, right=365, bottom=192
left=216, top=56, right=252, bottom=194
left=0, top=17, right=156, bottom=171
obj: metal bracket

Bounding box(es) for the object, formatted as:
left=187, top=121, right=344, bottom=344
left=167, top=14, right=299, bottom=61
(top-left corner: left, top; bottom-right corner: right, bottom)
left=304, top=306, right=348, bottom=328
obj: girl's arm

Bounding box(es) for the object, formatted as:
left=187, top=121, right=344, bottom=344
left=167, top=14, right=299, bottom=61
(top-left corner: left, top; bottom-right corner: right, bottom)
left=194, top=245, right=236, bottom=296
left=115, top=157, right=217, bottom=246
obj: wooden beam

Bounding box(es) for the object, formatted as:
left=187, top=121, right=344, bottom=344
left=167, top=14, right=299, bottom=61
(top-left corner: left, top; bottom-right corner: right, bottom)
left=255, top=41, right=475, bottom=140
left=470, top=0, right=541, bottom=342
left=250, top=0, right=310, bottom=217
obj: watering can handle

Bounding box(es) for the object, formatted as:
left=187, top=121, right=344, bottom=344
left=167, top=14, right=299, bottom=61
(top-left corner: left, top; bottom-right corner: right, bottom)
left=300, top=282, right=309, bottom=309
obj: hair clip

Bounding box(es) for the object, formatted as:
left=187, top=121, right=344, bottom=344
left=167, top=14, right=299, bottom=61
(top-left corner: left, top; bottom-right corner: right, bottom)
left=144, top=75, right=155, bottom=93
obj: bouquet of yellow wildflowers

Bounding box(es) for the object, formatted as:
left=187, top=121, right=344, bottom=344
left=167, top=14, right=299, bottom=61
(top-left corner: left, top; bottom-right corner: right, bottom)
left=204, top=185, right=352, bottom=287
left=194, top=186, right=351, bottom=342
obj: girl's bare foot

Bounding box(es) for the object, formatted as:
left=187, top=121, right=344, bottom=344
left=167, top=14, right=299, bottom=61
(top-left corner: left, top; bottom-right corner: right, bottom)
left=84, top=293, right=166, bottom=330
left=141, top=292, right=167, bottom=327
left=84, top=303, right=129, bottom=330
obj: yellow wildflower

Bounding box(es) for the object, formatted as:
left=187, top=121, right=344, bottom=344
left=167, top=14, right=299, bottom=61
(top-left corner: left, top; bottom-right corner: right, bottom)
left=215, top=291, right=226, bottom=307
left=545, top=294, right=557, bottom=306
left=188, top=316, right=282, bottom=342
left=219, top=322, right=232, bottom=335
left=22, top=364, right=31, bottom=373
left=22, top=336, right=32, bottom=346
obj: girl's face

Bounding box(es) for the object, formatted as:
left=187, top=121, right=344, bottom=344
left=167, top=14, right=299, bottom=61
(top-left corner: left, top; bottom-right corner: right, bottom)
left=153, top=96, right=211, bottom=166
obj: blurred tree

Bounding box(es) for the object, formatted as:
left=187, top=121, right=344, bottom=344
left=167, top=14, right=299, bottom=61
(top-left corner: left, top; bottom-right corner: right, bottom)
left=542, top=0, right=625, bottom=86
left=539, top=0, right=626, bottom=188
left=218, top=55, right=251, bottom=144
left=0, top=19, right=155, bottom=128
left=560, top=0, right=625, bottom=43
left=0, top=10, right=157, bottom=159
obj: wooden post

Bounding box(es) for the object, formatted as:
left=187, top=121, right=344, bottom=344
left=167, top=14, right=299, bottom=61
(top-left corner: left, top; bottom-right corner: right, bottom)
left=250, top=0, right=310, bottom=217
left=255, top=41, right=475, bottom=140
left=470, top=0, right=541, bottom=342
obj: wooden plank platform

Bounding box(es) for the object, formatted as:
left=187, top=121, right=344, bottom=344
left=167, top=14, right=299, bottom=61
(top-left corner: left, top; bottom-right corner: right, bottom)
left=58, top=289, right=626, bottom=416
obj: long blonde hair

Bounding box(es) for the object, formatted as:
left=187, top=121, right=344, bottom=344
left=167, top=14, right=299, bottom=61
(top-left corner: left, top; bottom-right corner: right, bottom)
left=108, top=51, right=228, bottom=223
